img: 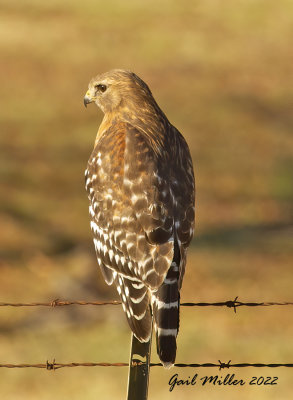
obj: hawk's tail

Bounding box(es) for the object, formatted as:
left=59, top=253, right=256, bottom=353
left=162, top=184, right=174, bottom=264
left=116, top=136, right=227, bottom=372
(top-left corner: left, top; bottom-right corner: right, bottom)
left=152, top=260, right=180, bottom=368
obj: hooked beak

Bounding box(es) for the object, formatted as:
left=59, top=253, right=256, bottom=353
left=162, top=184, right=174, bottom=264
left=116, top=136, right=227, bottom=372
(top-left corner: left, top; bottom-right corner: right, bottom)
left=84, top=90, right=94, bottom=108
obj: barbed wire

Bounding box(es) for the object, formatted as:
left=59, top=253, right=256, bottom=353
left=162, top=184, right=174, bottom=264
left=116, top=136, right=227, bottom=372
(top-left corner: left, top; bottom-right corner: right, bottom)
left=1, top=298, right=292, bottom=373
left=0, top=360, right=292, bottom=370
left=0, top=297, right=293, bottom=313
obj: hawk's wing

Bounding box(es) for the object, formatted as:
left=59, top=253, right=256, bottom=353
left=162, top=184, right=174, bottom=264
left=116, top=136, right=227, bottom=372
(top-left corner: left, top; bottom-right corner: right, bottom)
left=86, top=122, right=176, bottom=286
left=85, top=121, right=194, bottom=339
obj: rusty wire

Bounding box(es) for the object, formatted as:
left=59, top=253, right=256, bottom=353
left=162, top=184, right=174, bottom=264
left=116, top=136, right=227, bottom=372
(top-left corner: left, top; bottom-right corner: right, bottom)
left=0, top=360, right=292, bottom=370
left=0, top=300, right=121, bottom=307
left=0, top=297, right=293, bottom=311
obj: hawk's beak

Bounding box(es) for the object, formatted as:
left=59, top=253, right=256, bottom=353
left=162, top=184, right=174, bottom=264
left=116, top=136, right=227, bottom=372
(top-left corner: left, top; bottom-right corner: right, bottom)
left=84, top=90, right=93, bottom=108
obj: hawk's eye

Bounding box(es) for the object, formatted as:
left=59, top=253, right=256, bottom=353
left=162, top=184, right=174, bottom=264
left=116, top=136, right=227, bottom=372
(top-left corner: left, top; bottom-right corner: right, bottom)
left=95, top=84, right=107, bottom=93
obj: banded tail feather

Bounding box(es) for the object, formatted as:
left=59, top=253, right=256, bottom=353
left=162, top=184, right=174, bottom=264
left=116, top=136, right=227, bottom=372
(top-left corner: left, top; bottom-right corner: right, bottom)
left=152, top=259, right=180, bottom=368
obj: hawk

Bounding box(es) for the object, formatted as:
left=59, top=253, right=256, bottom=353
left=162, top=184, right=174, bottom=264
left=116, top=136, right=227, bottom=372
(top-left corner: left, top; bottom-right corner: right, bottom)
left=84, top=70, right=195, bottom=367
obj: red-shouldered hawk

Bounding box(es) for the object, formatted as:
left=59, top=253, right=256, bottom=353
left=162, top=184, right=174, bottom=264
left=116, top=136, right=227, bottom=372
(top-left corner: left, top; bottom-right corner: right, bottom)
left=84, top=70, right=195, bottom=368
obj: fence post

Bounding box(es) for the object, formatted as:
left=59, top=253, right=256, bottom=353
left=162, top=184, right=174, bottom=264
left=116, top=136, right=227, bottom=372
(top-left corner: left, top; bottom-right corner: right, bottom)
left=126, top=330, right=152, bottom=400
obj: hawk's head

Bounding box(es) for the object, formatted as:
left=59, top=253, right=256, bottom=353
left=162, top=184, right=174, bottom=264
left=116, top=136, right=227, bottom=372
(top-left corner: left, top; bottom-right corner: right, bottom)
left=84, top=69, right=153, bottom=114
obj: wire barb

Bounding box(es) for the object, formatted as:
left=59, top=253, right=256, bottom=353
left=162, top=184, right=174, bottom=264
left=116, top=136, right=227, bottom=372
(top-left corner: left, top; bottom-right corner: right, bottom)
left=46, top=359, right=56, bottom=371
left=218, top=360, right=231, bottom=370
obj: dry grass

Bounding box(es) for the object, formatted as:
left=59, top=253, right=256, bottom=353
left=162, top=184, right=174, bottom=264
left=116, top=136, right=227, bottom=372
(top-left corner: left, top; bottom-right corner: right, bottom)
left=0, top=0, right=292, bottom=398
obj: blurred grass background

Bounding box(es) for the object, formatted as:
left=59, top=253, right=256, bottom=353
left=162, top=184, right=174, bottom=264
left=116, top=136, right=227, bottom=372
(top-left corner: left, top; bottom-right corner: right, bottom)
left=0, top=0, right=292, bottom=398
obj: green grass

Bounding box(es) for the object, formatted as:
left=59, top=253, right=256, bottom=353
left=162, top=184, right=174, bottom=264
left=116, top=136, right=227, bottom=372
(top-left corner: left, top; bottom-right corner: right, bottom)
left=0, top=0, right=292, bottom=398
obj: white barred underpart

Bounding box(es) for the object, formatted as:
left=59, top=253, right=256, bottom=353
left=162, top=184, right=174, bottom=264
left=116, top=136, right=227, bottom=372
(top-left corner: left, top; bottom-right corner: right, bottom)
left=115, top=273, right=149, bottom=321
left=88, top=202, right=152, bottom=326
